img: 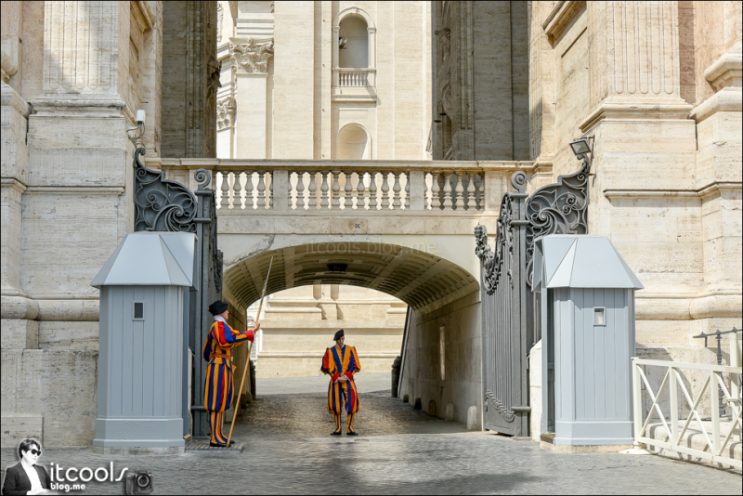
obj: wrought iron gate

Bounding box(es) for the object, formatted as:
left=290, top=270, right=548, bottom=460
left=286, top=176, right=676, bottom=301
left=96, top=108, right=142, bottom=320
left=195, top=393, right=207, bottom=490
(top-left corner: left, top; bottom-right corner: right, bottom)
left=475, top=155, right=591, bottom=437
left=133, top=148, right=222, bottom=439
left=475, top=172, right=531, bottom=435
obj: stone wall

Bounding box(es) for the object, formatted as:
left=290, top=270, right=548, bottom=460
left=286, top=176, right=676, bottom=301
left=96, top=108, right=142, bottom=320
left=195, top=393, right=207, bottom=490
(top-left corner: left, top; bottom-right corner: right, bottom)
left=1, top=0, right=216, bottom=448
left=431, top=1, right=530, bottom=161
left=161, top=1, right=218, bottom=158
left=398, top=291, right=482, bottom=428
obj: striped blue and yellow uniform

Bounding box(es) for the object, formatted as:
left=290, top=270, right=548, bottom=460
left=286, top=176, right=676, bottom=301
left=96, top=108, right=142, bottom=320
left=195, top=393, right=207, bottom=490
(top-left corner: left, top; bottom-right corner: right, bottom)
left=202, top=320, right=253, bottom=445
left=321, top=345, right=361, bottom=433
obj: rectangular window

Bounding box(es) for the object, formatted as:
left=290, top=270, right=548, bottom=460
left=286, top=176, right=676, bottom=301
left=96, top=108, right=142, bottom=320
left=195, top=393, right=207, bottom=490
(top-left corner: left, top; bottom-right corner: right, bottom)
left=594, top=307, right=606, bottom=326
left=133, top=301, right=145, bottom=320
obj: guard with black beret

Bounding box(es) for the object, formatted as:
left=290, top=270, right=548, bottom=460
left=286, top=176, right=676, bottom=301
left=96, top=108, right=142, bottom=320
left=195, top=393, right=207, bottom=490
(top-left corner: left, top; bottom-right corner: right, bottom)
left=321, top=329, right=362, bottom=435
left=202, top=300, right=260, bottom=447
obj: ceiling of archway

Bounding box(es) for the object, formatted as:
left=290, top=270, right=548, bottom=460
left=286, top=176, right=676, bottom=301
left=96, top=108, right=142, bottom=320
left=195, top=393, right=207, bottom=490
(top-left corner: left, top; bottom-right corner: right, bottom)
left=223, top=242, right=479, bottom=312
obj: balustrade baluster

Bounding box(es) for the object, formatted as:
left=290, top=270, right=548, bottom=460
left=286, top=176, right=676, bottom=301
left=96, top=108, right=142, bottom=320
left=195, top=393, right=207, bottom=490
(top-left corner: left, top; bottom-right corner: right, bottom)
left=393, top=172, right=402, bottom=209
left=269, top=172, right=274, bottom=209
left=308, top=172, right=317, bottom=209
left=431, top=172, right=441, bottom=210
left=404, top=173, right=410, bottom=210
left=332, top=171, right=341, bottom=209
left=474, top=173, right=483, bottom=210
left=344, top=172, right=353, bottom=210
left=232, top=172, right=242, bottom=209
left=245, top=171, right=254, bottom=209
left=369, top=173, right=378, bottom=209
left=466, top=173, right=476, bottom=210
left=443, top=172, right=453, bottom=209
left=454, top=173, right=465, bottom=210
left=381, top=172, right=390, bottom=209
left=320, top=172, right=330, bottom=208
left=257, top=172, right=267, bottom=209
left=356, top=172, right=366, bottom=210
left=219, top=172, right=230, bottom=209
left=296, top=172, right=305, bottom=210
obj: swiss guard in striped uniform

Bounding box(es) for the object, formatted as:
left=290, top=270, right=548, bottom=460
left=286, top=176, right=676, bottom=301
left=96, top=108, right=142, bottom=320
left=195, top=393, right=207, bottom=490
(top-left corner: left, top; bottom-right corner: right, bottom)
left=321, top=329, right=361, bottom=436
left=203, top=300, right=259, bottom=447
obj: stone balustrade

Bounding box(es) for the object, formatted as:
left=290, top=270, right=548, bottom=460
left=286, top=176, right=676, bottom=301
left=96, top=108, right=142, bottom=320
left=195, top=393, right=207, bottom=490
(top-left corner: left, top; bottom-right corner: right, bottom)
left=153, top=160, right=535, bottom=214
left=335, top=68, right=376, bottom=87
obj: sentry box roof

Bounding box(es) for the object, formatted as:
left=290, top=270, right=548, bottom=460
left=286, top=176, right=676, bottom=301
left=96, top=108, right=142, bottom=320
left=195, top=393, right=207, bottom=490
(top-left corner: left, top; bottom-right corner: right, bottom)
left=92, top=232, right=196, bottom=288
left=533, top=235, right=643, bottom=290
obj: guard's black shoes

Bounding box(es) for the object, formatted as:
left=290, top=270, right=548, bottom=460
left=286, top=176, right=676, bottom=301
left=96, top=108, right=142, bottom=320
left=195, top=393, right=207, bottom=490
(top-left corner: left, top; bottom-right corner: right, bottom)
left=331, top=431, right=342, bottom=436
left=346, top=431, right=358, bottom=436
left=209, top=442, right=228, bottom=448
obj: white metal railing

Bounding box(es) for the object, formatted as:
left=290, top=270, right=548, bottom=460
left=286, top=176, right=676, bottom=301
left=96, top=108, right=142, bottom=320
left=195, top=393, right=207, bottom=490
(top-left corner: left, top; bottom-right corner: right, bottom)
left=213, top=167, right=486, bottom=212
left=632, top=357, right=742, bottom=469
left=335, top=68, right=375, bottom=87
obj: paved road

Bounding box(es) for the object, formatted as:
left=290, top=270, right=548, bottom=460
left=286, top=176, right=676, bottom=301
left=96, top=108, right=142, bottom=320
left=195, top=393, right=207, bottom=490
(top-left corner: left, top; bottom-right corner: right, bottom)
left=257, top=372, right=392, bottom=396
left=2, top=378, right=740, bottom=495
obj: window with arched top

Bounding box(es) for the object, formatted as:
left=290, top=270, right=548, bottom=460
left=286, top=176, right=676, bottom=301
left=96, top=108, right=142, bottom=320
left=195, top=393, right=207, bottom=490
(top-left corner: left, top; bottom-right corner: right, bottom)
left=337, top=124, right=370, bottom=160
left=333, top=8, right=376, bottom=89
left=339, top=16, right=368, bottom=68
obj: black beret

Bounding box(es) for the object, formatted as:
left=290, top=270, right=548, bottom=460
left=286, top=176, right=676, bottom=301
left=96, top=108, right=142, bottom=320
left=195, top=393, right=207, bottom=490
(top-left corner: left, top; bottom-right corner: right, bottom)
left=333, top=329, right=345, bottom=341
left=209, top=300, right=229, bottom=315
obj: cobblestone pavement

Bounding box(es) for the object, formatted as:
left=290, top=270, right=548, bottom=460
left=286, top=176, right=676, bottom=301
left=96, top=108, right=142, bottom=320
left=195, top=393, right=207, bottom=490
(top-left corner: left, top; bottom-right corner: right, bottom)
left=2, top=381, right=740, bottom=495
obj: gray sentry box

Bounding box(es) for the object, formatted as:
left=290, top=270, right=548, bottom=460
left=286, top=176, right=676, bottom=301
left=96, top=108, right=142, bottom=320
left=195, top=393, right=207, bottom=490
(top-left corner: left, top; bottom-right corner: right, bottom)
left=534, top=235, right=643, bottom=446
left=91, top=232, right=195, bottom=454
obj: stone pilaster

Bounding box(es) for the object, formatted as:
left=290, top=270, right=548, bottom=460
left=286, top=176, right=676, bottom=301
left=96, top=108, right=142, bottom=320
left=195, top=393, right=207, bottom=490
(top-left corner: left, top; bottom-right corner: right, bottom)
left=4, top=1, right=149, bottom=448
left=230, top=37, right=273, bottom=159
left=161, top=1, right=218, bottom=158
left=688, top=0, right=742, bottom=330
left=569, top=2, right=701, bottom=348
left=583, top=0, right=692, bottom=130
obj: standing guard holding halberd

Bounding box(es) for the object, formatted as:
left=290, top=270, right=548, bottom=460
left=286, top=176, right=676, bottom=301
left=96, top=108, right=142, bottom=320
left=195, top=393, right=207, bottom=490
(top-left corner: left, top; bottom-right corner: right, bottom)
left=203, top=300, right=260, bottom=447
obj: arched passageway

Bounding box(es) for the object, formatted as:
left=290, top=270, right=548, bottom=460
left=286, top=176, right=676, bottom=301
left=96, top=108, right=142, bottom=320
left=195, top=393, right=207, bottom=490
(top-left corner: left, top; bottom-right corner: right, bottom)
left=223, top=241, right=478, bottom=312
left=221, top=240, right=484, bottom=428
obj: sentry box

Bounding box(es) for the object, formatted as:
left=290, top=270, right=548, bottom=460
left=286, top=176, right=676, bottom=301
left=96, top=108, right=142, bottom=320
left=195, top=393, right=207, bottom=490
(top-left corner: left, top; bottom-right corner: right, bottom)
left=533, top=235, right=643, bottom=447
left=91, top=232, right=195, bottom=454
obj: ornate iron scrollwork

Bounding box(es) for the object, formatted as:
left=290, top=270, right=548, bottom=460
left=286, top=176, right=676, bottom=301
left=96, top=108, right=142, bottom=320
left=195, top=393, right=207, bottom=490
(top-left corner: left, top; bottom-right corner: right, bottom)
left=133, top=147, right=211, bottom=233
left=475, top=171, right=527, bottom=295
left=525, top=156, right=591, bottom=287
left=484, top=391, right=516, bottom=422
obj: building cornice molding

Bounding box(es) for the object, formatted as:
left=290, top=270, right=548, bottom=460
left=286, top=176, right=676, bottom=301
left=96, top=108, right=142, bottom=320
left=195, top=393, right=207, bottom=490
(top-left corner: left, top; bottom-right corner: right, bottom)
left=690, top=87, right=742, bottom=123
left=542, top=1, right=586, bottom=41
left=604, top=182, right=742, bottom=200
left=704, top=52, right=742, bottom=92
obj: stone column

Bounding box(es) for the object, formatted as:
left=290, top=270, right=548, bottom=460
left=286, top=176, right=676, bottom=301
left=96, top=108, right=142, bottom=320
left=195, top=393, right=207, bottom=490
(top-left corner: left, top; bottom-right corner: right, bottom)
left=230, top=38, right=273, bottom=159
left=688, top=1, right=742, bottom=328
left=8, top=1, right=153, bottom=448
left=576, top=1, right=699, bottom=350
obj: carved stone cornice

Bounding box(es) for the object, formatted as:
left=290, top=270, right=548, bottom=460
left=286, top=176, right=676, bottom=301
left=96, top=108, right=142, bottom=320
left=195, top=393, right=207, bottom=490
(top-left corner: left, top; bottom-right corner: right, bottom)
left=217, top=96, right=236, bottom=130
left=229, top=37, right=274, bottom=75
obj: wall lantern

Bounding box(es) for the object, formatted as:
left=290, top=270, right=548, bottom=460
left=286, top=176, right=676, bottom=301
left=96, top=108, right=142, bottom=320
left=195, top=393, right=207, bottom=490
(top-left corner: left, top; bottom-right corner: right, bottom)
left=569, top=138, right=592, bottom=158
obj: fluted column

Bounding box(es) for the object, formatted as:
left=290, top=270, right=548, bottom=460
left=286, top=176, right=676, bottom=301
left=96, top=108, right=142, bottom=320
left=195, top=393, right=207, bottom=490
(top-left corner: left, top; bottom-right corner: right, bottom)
left=583, top=0, right=692, bottom=132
